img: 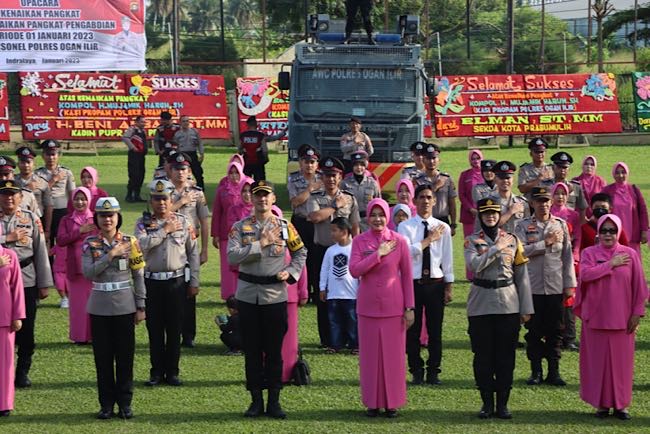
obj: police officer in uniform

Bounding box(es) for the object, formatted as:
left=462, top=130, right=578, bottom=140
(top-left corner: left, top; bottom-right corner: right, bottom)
left=122, top=115, right=148, bottom=203
left=228, top=180, right=307, bottom=419
left=0, top=180, right=52, bottom=388
left=401, top=141, right=426, bottom=180
left=517, top=137, right=554, bottom=202
left=81, top=197, right=146, bottom=419
left=0, top=156, right=41, bottom=219
left=35, top=139, right=75, bottom=247
left=135, top=180, right=200, bottom=387
left=14, top=147, right=53, bottom=232
left=340, top=150, right=381, bottom=232
left=167, top=153, right=209, bottom=347
left=514, top=187, right=576, bottom=387
left=307, top=156, right=360, bottom=348
left=413, top=144, right=458, bottom=233
left=287, top=144, right=321, bottom=299
left=471, top=159, right=497, bottom=205
left=542, top=151, right=588, bottom=222
left=173, top=115, right=205, bottom=189
left=487, top=161, right=530, bottom=233
left=465, top=197, right=533, bottom=419
left=153, top=111, right=180, bottom=165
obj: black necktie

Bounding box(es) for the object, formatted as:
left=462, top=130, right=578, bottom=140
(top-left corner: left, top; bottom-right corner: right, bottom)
left=422, top=220, right=430, bottom=277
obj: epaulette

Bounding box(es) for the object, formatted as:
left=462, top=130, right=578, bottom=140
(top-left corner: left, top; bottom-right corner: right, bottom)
left=21, top=187, right=33, bottom=193
left=310, top=189, right=325, bottom=196
left=519, top=162, right=529, bottom=168
left=569, top=179, right=581, bottom=185
left=440, top=172, right=450, bottom=177
left=190, top=185, right=204, bottom=192
left=122, top=234, right=131, bottom=241
left=341, top=190, right=355, bottom=196
left=288, top=170, right=300, bottom=179
left=59, top=165, right=70, bottom=170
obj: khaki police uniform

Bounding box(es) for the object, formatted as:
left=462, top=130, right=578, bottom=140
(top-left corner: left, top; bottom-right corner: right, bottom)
left=173, top=128, right=204, bottom=189
left=471, top=183, right=497, bottom=204
left=228, top=213, right=307, bottom=391
left=135, top=211, right=199, bottom=381
left=413, top=171, right=457, bottom=223
left=15, top=175, right=52, bottom=219
left=0, top=205, right=52, bottom=385
left=340, top=173, right=381, bottom=231
left=401, top=165, right=423, bottom=180
left=474, top=194, right=529, bottom=234
left=517, top=162, right=553, bottom=202
left=35, top=165, right=75, bottom=246
left=81, top=230, right=146, bottom=413
left=540, top=178, right=588, bottom=211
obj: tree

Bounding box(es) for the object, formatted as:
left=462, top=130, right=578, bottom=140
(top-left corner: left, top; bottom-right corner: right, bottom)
left=593, top=0, right=615, bottom=72
left=602, top=1, right=650, bottom=44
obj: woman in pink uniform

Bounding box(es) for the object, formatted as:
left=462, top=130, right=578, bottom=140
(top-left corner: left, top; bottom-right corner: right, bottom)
left=388, top=179, right=416, bottom=231
left=575, top=214, right=648, bottom=420
left=551, top=183, right=581, bottom=262
left=57, top=187, right=98, bottom=344
left=211, top=161, right=244, bottom=300
left=601, top=162, right=649, bottom=254
left=66, top=167, right=108, bottom=213
left=270, top=206, right=309, bottom=383
left=0, top=225, right=25, bottom=417
left=458, top=149, right=484, bottom=237
left=572, top=155, right=606, bottom=212
left=350, top=198, right=414, bottom=418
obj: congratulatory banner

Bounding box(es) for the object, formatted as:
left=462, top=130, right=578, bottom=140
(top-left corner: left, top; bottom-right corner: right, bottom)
left=20, top=72, right=229, bottom=140
left=0, top=0, right=146, bottom=71
left=434, top=73, right=622, bottom=137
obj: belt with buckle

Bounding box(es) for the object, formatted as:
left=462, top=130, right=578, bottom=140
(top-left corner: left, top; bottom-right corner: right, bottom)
left=144, top=269, right=185, bottom=280
left=92, top=281, right=131, bottom=292
left=238, top=272, right=280, bottom=285
left=472, top=278, right=514, bottom=289
left=415, top=277, right=444, bottom=285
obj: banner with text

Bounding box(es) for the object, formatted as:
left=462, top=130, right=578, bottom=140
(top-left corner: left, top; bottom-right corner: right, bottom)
left=434, top=73, right=622, bottom=137
left=0, top=73, right=8, bottom=141
left=235, top=77, right=288, bottom=140
left=19, top=72, right=230, bottom=140
left=0, top=0, right=146, bottom=71
left=632, top=72, right=650, bottom=132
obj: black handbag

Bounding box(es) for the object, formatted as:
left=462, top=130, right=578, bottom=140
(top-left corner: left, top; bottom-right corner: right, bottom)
left=292, top=347, right=311, bottom=386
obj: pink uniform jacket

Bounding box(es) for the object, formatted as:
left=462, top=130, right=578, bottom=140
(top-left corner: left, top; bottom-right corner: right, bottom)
left=0, top=248, right=25, bottom=327
left=458, top=150, right=484, bottom=225
left=211, top=161, right=245, bottom=239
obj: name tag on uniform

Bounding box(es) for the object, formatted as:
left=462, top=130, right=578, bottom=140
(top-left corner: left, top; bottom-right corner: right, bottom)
left=118, top=258, right=128, bottom=271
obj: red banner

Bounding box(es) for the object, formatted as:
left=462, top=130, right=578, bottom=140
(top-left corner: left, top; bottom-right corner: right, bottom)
left=19, top=72, right=230, bottom=140
left=434, top=73, right=622, bottom=137
left=235, top=77, right=288, bottom=140
left=0, top=73, right=8, bottom=141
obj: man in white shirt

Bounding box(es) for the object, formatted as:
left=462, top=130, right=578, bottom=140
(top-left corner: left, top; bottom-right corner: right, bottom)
left=398, top=184, right=454, bottom=386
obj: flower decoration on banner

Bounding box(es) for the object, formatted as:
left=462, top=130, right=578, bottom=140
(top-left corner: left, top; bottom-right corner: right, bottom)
left=635, top=74, right=650, bottom=101
left=434, top=77, right=465, bottom=115
left=20, top=72, right=46, bottom=98
left=129, top=75, right=154, bottom=97
left=581, top=73, right=616, bottom=102
left=236, top=77, right=282, bottom=116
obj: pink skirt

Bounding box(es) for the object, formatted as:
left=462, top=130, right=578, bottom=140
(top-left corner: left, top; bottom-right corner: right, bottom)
left=67, top=274, right=92, bottom=343
left=219, top=239, right=238, bottom=300
left=282, top=302, right=299, bottom=383
left=580, top=325, right=636, bottom=410
left=358, top=315, right=407, bottom=410
left=0, top=327, right=16, bottom=411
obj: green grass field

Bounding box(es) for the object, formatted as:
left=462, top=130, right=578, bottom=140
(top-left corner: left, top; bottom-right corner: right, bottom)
left=3, top=144, right=650, bottom=433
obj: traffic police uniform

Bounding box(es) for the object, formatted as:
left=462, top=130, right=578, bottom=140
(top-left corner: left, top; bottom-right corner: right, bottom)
left=465, top=197, right=533, bottom=419
left=228, top=180, right=307, bottom=419
left=306, top=156, right=360, bottom=347
left=168, top=153, right=209, bottom=346
left=401, top=141, right=426, bottom=180
left=340, top=151, right=381, bottom=232
left=514, top=187, right=576, bottom=386
left=35, top=140, right=75, bottom=246
left=287, top=145, right=321, bottom=300
left=517, top=138, right=554, bottom=203
left=413, top=144, right=458, bottom=225
left=0, top=180, right=52, bottom=388
left=471, top=159, right=497, bottom=204
left=81, top=197, right=146, bottom=419
left=134, top=180, right=200, bottom=386
left=173, top=124, right=204, bottom=189
left=14, top=147, right=53, bottom=221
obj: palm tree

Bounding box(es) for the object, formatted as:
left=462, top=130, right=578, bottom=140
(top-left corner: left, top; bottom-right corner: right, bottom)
left=149, top=0, right=174, bottom=29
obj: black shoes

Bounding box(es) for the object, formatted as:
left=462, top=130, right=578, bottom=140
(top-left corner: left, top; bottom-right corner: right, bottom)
left=166, top=375, right=183, bottom=386
left=613, top=409, right=631, bottom=420
left=595, top=408, right=610, bottom=418
left=545, top=373, right=567, bottom=386
left=266, top=388, right=286, bottom=419
left=117, top=406, right=133, bottom=419
left=426, top=371, right=442, bottom=385
left=15, top=373, right=31, bottom=388
left=96, top=408, right=114, bottom=420
left=495, top=390, right=512, bottom=419
left=385, top=409, right=398, bottom=418
left=366, top=408, right=380, bottom=417
left=244, top=390, right=264, bottom=418
left=182, top=339, right=195, bottom=348
left=145, top=375, right=163, bottom=386
left=410, top=370, right=424, bottom=385
left=0, top=410, right=10, bottom=417
left=478, top=391, right=494, bottom=419
left=526, top=371, right=543, bottom=386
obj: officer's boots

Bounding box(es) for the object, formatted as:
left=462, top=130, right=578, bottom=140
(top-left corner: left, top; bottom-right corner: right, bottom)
left=125, top=189, right=134, bottom=203
left=545, top=359, right=567, bottom=386
left=15, top=361, right=32, bottom=388
left=478, top=390, right=494, bottom=419
left=266, top=388, right=286, bottom=419
left=495, top=390, right=512, bottom=419
left=133, top=188, right=147, bottom=203
left=244, top=389, right=264, bottom=417
left=526, top=360, right=543, bottom=385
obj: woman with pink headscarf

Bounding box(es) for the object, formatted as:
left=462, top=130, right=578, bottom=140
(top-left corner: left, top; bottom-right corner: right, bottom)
left=572, top=155, right=606, bottom=208
left=388, top=179, right=416, bottom=231
left=458, top=149, right=484, bottom=237
left=0, top=223, right=25, bottom=417
left=551, top=183, right=581, bottom=261
left=211, top=160, right=245, bottom=300
left=601, top=162, right=649, bottom=254
left=270, top=205, right=309, bottom=383
left=67, top=167, right=108, bottom=213
left=56, top=187, right=98, bottom=344
left=350, top=198, right=414, bottom=418
left=575, top=214, right=648, bottom=420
